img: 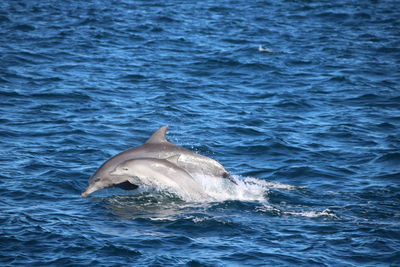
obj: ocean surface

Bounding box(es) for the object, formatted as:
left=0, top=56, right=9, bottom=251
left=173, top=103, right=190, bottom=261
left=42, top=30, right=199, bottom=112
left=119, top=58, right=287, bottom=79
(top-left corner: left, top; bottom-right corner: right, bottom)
left=1, top=0, right=399, bottom=266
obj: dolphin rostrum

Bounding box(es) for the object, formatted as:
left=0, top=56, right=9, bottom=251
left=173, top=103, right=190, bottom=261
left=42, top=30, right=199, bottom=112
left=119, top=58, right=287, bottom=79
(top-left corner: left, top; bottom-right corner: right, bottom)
left=81, top=126, right=230, bottom=197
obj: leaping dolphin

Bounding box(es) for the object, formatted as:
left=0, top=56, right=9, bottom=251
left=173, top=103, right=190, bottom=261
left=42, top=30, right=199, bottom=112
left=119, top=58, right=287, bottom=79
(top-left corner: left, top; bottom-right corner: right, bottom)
left=81, top=126, right=230, bottom=197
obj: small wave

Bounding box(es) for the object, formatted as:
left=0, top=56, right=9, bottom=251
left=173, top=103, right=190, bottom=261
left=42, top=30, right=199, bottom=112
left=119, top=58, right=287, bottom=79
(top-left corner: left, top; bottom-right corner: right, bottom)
left=242, top=177, right=307, bottom=190
left=283, top=209, right=339, bottom=219
left=119, top=74, right=146, bottom=81
left=314, top=12, right=350, bottom=20
left=256, top=205, right=339, bottom=219
left=374, top=153, right=400, bottom=164
left=29, top=91, right=92, bottom=101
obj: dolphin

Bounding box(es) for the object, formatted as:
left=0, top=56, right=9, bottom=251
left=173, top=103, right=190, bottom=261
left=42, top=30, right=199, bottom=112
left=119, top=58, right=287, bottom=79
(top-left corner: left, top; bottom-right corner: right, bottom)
left=82, top=126, right=230, bottom=197
left=110, top=156, right=209, bottom=200
left=81, top=156, right=209, bottom=200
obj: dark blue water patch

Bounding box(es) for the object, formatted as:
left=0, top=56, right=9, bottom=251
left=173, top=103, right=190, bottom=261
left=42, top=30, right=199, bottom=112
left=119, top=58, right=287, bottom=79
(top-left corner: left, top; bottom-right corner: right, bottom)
left=374, top=152, right=400, bottom=165
left=12, top=23, right=36, bottom=32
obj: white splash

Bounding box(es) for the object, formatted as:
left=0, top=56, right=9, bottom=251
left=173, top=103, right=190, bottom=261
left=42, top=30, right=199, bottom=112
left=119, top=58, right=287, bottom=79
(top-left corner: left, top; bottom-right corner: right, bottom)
left=283, top=209, right=339, bottom=219
left=256, top=205, right=339, bottom=219
left=191, top=175, right=266, bottom=202
left=188, top=175, right=300, bottom=203
left=241, top=177, right=307, bottom=190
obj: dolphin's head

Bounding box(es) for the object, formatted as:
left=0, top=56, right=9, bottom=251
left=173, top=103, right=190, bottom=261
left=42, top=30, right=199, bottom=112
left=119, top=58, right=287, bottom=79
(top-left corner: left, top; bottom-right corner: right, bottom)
left=109, top=162, right=132, bottom=176
left=81, top=168, right=135, bottom=197
left=81, top=176, right=103, bottom=197
left=81, top=175, right=123, bottom=197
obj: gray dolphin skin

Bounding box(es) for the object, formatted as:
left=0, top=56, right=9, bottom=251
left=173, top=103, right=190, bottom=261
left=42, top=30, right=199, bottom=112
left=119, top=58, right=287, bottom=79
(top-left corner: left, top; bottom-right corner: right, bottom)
left=108, top=156, right=208, bottom=200
left=81, top=126, right=229, bottom=197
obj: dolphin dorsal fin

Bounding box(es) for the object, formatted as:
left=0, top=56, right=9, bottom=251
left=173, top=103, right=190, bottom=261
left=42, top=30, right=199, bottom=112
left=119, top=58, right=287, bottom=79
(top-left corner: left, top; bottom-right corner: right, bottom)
left=145, top=125, right=169, bottom=144
left=165, top=155, right=180, bottom=165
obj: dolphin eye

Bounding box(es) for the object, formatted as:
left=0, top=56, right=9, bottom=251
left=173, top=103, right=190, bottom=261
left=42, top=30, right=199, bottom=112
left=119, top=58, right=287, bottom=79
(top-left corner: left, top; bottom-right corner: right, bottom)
left=123, top=167, right=129, bottom=171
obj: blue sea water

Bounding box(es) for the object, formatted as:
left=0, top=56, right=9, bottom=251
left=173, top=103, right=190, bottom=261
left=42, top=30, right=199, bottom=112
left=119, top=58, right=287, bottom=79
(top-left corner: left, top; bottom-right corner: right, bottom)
left=1, top=0, right=400, bottom=266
